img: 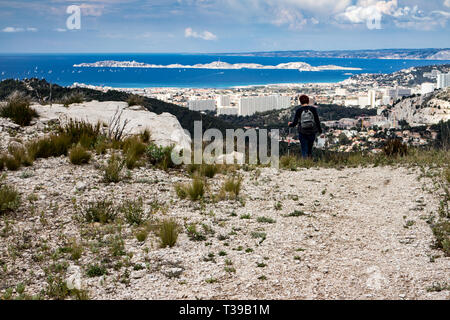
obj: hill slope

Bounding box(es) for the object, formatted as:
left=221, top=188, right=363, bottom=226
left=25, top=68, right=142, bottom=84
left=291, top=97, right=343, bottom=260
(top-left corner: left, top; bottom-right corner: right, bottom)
left=0, top=79, right=236, bottom=135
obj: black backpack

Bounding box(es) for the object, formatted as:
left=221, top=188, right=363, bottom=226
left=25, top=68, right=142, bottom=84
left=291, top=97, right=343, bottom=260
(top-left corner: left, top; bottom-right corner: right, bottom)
left=300, top=108, right=316, bottom=133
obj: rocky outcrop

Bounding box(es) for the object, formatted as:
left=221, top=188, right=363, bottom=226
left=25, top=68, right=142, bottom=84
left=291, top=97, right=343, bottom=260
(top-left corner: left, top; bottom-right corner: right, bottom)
left=388, top=88, right=450, bottom=126
left=31, top=101, right=191, bottom=150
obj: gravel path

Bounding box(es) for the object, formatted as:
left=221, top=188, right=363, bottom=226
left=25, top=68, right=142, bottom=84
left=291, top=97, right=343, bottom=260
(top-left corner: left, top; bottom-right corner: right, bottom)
left=1, top=158, right=448, bottom=300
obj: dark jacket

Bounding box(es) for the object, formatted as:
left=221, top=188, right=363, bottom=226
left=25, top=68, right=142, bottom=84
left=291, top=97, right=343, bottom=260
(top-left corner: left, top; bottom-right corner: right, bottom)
left=289, top=105, right=322, bottom=135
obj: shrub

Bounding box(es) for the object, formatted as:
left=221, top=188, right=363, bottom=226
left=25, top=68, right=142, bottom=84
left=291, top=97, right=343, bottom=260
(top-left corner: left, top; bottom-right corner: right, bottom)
left=432, top=221, right=450, bottom=256
left=123, top=136, right=146, bottom=169
left=8, top=143, right=33, bottom=167
left=27, top=134, right=71, bottom=160
left=69, top=145, right=91, bottom=165
left=135, top=228, right=149, bottom=242
left=146, top=144, right=175, bottom=170
left=94, top=136, right=110, bottom=155
left=86, top=264, right=107, bottom=277
left=0, top=155, right=4, bottom=171
left=60, top=92, right=84, bottom=107
left=59, top=119, right=102, bottom=148
left=175, top=183, right=188, bottom=199
left=4, top=156, right=20, bottom=171
left=103, top=153, right=125, bottom=183
left=383, top=139, right=408, bottom=157
left=0, top=91, right=37, bottom=126
left=202, top=164, right=219, bottom=178
left=175, top=178, right=205, bottom=201
left=159, top=219, right=179, bottom=248
left=120, top=198, right=146, bottom=226
left=223, top=175, right=242, bottom=198
left=257, top=216, right=276, bottom=224
left=127, top=94, right=145, bottom=107
left=81, top=200, right=117, bottom=224
left=0, top=182, right=21, bottom=215
left=280, top=155, right=298, bottom=170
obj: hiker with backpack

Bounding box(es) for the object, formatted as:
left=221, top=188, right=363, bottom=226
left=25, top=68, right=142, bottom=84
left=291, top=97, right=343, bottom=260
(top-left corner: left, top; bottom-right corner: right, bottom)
left=288, top=95, right=323, bottom=158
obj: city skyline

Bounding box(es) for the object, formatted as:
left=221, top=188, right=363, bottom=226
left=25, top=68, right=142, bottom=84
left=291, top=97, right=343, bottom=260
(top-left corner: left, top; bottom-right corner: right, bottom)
left=0, top=1, right=449, bottom=53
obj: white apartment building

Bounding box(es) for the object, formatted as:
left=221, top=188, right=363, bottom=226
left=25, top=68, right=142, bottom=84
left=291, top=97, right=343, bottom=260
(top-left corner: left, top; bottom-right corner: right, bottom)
left=187, top=99, right=216, bottom=112
left=421, top=83, right=435, bottom=95
left=217, top=106, right=239, bottom=116
left=368, top=90, right=376, bottom=108
left=216, top=95, right=231, bottom=107
left=437, top=73, right=450, bottom=89
left=238, top=95, right=291, bottom=116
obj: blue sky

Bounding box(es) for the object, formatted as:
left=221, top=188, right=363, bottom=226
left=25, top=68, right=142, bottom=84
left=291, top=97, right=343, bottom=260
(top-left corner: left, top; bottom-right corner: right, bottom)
left=0, top=0, right=449, bottom=53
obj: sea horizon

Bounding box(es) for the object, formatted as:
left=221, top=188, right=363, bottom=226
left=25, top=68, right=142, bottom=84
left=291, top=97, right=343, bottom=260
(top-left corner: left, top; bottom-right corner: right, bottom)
left=1, top=53, right=449, bottom=89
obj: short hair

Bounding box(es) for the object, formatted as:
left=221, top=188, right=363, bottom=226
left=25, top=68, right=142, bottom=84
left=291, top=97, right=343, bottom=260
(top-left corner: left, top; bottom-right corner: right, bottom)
left=299, top=95, right=309, bottom=105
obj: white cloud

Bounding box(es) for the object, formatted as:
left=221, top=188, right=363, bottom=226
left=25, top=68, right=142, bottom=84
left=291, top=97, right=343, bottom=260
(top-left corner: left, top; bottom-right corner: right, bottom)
left=185, top=27, right=217, bottom=40
left=338, top=0, right=399, bottom=23
left=445, top=0, right=450, bottom=8
left=2, top=26, right=37, bottom=32
left=336, top=0, right=450, bottom=30
left=55, top=28, right=67, bottom=32
left=2, top=27, right=24, bottom=32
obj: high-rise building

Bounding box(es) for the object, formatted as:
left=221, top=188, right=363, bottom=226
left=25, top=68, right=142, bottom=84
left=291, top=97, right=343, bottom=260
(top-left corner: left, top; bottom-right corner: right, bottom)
left=368, top=90, right=376, bottom=108
left=238, top=95, right=291, bottom=116
left=437, top=73, right=450, bottom=89
left=216, top=95, right=231, bottom=107
left=421, top=83, right=435, bottom=95
left=187, top=99, right=216, bottom=112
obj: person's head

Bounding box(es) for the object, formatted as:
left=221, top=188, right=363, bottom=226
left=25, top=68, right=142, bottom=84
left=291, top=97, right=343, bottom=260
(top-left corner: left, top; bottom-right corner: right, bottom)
left=299, top=95, right=309, bottom=106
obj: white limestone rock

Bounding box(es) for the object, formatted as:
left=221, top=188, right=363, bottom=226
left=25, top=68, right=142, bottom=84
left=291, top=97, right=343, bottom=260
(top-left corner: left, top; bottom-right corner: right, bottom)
left=31, top=101, right=191, bottom=150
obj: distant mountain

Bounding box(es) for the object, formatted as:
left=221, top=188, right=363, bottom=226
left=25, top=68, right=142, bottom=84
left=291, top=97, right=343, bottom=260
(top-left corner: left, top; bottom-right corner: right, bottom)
left=222, top=49, right=450, bottom=60
left=345, top=63, right=450, bottom=87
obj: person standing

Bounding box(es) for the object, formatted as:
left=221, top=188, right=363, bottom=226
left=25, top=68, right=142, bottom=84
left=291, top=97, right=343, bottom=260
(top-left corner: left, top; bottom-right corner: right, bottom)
left=288, top=95, right=323, bottom=158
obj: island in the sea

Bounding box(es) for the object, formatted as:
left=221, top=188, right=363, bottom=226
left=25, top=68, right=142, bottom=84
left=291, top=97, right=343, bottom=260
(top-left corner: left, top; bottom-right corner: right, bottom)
left=73, top=60, right=362, bottom=72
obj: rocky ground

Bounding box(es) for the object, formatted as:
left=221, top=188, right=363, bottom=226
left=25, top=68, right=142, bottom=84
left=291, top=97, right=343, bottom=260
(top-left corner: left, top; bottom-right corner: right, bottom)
left=0, top=117, right=449, bottom=300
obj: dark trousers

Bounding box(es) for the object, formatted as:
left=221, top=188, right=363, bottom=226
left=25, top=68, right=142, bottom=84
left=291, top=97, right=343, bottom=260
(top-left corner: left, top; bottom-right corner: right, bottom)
left=298, top=132, right=316, bottom=158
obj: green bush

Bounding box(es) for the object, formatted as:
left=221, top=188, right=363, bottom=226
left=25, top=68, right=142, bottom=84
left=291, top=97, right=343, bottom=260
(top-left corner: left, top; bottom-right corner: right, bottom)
left=223, top=175, right=242, bottom=198
left=123, top=136, right=147, bottom=169
left=146, top=144, right=175, bottom=170
left=0, top=91, right=38, bottom=126
left=159, top=219, right=179, bottom=248
left=4, top=156, right=21, bottom=171
left=120, top=198, right=146, bottom=226
left=27, top=134, right=72, bottom=160
left=103, top=153, right=125, bottom=183
left=69, top=145, right=91, bottom=165
left=8, top=143, right=33, bottom=167
left=81, top=200, right=117, bottom=224
left=86, top=264, right=107, bottom=277
left=432, top=221, right=450, bottom=256
left=58, top=119, right=102, bottom=148
left=0, top=182, right=21, bottom=215
left=175, top=178, right=205, bottom=201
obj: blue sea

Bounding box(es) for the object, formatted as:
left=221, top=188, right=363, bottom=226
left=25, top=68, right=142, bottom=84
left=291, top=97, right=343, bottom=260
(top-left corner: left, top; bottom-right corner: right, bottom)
left=0, top=53, right=449, bottom=88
